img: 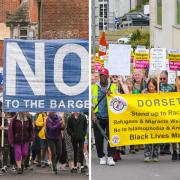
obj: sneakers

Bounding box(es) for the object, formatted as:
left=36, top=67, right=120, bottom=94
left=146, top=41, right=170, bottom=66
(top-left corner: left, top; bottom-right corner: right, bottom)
left=11, top=165, right=16, bottom=172
left=107, top=157, right=115, bottom=166
left=1, top=166, right=7, bottom=173
left=144, top=157, right=152, bottom=162
left=153, top=157, right=159, bottom=162
left=100, top=156, right=106, bottom=165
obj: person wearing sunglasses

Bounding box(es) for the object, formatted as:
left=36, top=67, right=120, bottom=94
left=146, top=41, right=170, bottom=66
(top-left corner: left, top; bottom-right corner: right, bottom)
left=159, top=71, right=174, bottom=156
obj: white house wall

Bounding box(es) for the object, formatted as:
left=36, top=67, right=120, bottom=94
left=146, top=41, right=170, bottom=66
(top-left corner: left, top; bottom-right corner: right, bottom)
left=150, top=0, right=180, bottom=49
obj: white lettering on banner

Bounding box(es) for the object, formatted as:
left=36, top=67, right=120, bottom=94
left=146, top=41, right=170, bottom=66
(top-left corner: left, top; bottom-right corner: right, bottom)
left=54, top=44, right=88, bottom=96
left=6, top=99, right=19, bottom=108
left=50, top=100, right=66, bottom=109
left=23, top=100, right=45, bottom=108
left=6, top=43, right=88, bottom=97
left=5, top=99, right=89, bottom=109
left=50, top=100, right=89, bottom=109
left=6, top=43, right=45, bottom=96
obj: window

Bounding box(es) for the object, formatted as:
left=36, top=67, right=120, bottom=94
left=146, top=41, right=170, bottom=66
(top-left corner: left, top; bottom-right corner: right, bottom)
left=99, top=4, right=107, bottom=18
left=157, top=0, right=162, bottom=25
left=177, top=0, right=180, bottom=25
left=20, top=27, right=28, bottom=39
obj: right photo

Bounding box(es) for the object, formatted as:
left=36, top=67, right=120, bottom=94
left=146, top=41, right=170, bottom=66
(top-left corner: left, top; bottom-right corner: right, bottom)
left=91, top=0, right=180, bottom=179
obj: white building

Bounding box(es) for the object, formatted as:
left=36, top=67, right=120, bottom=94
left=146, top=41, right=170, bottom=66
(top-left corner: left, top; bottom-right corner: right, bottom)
left=98, top=0, right=138, bottom=30
left=92, top=0, right=139, bottom=54
left=150, top=0, right=180, bottom=49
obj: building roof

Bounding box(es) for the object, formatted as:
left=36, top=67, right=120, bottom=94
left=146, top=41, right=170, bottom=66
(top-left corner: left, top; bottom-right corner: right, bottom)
left=6, top=0, right=29, bottom=26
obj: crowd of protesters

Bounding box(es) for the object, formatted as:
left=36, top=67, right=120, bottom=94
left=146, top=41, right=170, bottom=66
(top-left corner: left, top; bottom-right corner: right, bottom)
left=0, top=109, right=89, bottom=175
left=91, top=60, right=180, bottom=165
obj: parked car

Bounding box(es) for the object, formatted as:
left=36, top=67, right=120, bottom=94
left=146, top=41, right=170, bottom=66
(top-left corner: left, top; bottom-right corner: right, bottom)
left=117, top=34, right=132, bottom=44
left=121, top=12, right=149, bottom=26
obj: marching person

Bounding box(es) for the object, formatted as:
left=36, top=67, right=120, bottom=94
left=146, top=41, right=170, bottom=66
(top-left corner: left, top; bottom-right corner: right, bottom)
left=46, top=112, right=63, bottom=174
left=143, top=78, right=160, bottom=162
left=35, top=112, right=51, bottom=167
left=92, top=67, right=117, bottom=166
left=172, top=76, right=180, bottom=160
left=0, top=112, right=10, bottom=173
left=62, top=112, right=76, bottom=172
left=67, top=112, right=87, bottom=172
left=8, top=112, right=34, bottom=174
left=159, top=70, right=174, bottom=155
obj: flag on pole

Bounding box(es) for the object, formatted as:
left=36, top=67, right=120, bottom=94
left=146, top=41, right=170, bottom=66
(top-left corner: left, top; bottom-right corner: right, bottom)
left=99, top=32, right=107, bottom=58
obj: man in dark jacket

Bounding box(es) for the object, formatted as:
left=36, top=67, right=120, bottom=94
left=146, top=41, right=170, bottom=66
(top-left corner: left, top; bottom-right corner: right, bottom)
left=67, top=112, right=87, bottom=172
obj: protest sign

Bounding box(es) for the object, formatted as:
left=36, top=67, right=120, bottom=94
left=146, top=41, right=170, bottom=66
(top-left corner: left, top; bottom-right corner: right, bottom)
left=168, top=50, right=180, bottom=71
left=107, top=93, right=180, bottom=147
left=108, top=44, right=131, bottom=76
left=4, top=39, right=89, bottom=112
left=150, top=48, right=166, bottom=72
left=134, top=49, right=149, bottom=69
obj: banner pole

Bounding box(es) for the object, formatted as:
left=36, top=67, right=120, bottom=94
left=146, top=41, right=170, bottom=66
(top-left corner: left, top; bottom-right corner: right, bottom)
left=157, top=71, right=160, bottom=93
left=1, top=112, right=4, bottom=148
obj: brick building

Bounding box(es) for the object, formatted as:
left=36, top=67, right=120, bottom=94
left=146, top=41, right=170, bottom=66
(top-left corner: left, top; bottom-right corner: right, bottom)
left=0, top=0, right=20, bottom=66
left=0, top=0, right=89, bottom=66
left=40, top=0, right=88, bottom=39
left=6, top=0, right=38, bottom=39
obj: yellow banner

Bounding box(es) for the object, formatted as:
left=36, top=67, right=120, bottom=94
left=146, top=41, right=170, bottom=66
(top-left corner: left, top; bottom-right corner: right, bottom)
left=107, top=92, right=180, bottom=147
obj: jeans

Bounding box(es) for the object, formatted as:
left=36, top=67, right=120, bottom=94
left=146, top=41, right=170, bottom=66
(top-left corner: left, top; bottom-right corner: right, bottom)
left=93, top=119, right=115, bottom=158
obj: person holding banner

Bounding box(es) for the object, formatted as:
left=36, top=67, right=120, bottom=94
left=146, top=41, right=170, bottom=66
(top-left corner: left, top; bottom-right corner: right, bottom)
left=46, top=112, right=63, bottom=174
left=159, top=71, right=174, bottom=155
left=172, top=76, right=180, bottom=160
left=0, top=112, right=10, bottom=173
left=144, top=78, right=160, bottom=162
left=126, top=78, right=136, bottom=154
left=8, top=112, right=34, bottom=174
left=92, top=68, right=117, bottom=166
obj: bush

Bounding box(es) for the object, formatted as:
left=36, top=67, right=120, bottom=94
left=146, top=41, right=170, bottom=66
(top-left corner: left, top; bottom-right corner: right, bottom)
left=129, top=29, right=150, bottom=48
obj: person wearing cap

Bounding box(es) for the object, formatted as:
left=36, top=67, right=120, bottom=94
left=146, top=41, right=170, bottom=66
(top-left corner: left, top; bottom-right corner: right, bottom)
left=92, top=67, right=117, bottom=166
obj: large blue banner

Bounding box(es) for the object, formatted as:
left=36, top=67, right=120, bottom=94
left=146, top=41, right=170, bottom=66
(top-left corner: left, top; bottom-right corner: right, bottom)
left=3, top=39, right=89, bottom=112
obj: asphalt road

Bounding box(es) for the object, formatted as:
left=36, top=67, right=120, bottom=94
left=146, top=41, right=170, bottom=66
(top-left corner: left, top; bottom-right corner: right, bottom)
left=0, top=165, right=88, bottom=180
left=92, top=146, right=180, bottom=180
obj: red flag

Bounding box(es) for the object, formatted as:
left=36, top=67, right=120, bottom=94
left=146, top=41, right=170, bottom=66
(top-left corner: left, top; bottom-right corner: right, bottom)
left=99, top=32, right=107, bottom=57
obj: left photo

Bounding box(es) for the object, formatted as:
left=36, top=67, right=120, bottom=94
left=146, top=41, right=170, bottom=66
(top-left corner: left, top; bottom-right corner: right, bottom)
left=0, top=0, right=89, bottom=179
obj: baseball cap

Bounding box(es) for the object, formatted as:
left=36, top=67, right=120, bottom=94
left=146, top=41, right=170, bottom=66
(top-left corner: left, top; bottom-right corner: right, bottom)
left=99, top=68, right=109, bottom=78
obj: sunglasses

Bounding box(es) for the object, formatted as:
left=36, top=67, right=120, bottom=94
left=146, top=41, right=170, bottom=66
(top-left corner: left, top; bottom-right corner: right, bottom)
left=160, top=78, right=167, bottom=81
left=112, top=76, right=118, bottom=78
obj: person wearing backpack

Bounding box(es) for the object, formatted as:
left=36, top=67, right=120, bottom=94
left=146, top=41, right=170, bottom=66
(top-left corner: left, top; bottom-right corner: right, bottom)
left=8, top=112, right=34, bottom=174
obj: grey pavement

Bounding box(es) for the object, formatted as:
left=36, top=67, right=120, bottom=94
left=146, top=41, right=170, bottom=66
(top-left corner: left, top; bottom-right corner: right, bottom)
left=0, top=165, right=88, bottom=180
left=92, top=146, right=180, bottom=180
